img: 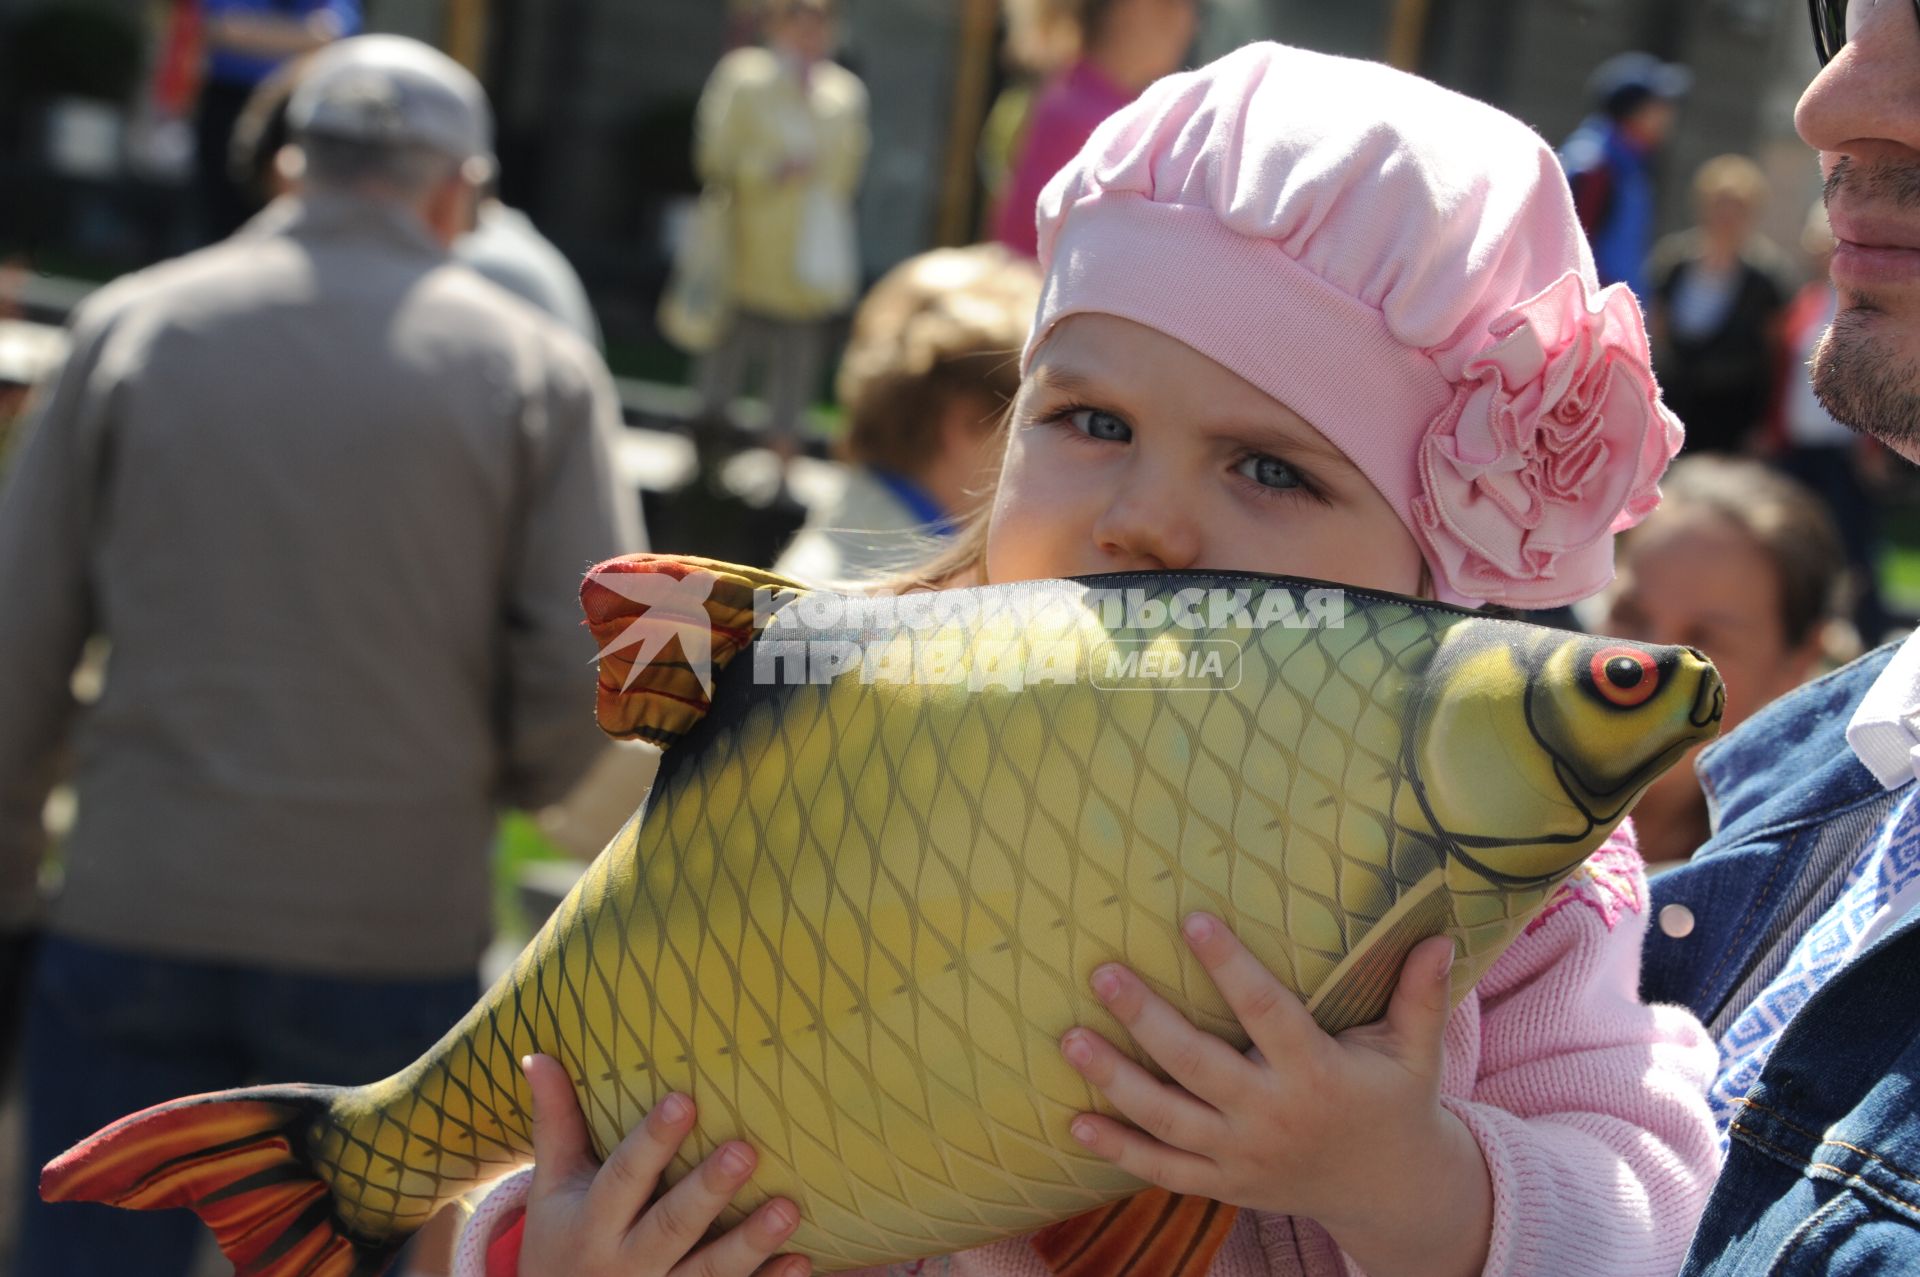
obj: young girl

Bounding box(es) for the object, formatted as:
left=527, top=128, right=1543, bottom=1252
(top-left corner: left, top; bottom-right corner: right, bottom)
left=456, top=42, right=1720, bottom=1277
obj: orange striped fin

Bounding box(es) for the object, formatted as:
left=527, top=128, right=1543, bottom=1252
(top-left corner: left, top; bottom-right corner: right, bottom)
left=40, top=1085, right=399, bottom=1276
left=1031, top=1189, right=1238, bottom=1277
left=581, top=554, right=809, bottom=748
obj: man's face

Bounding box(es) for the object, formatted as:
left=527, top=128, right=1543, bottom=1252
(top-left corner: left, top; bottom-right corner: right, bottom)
left=1624, top=99, right=1677, bottom=150
left=1797, top=0, right=1920, bottom=460
left=1104, top=0, right=1199, bottom=79
left=1701, top=191, right=1758, bottom=244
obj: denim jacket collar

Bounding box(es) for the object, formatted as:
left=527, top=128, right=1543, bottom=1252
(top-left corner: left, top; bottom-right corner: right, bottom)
left=1695, top=642, right=1904, bottom=837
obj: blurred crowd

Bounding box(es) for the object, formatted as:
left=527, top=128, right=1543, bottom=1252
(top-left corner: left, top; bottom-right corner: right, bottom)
left=0, top=0, right=1909, bottom=1272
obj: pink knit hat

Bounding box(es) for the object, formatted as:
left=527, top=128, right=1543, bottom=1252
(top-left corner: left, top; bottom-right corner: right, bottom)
left=1023, top=42, right=1683, bottom=609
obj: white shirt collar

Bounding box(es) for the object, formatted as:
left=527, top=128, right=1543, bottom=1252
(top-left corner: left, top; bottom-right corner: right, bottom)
left=1846, top=629, right=1920, bottom=790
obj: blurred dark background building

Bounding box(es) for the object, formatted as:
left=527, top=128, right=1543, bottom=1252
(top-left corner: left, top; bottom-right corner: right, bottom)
left=0, top=0, right=1829, bottom=354
left=4, top=0, right=1911, bottom=609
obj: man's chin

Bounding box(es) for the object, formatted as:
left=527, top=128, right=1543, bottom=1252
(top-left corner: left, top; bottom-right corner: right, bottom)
left=1811, top=304, right=1920, bottom=458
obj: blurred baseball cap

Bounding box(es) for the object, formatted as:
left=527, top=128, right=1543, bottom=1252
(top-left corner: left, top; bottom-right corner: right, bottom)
left=288, top=35, right=493, bottom=163
left=1588, top=51, right=1692, bottom=117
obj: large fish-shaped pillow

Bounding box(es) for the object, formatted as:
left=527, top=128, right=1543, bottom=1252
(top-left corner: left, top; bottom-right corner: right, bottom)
left=43, top=554, right=1722, bottom=1276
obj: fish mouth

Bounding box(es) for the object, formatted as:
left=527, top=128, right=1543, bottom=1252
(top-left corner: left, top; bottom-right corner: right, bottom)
left=1690, top=658, right=1726, bottom=731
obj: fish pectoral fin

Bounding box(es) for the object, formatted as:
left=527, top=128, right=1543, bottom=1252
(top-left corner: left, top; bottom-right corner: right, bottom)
left=581, top=554, right=810, bottom=747
left=1304, top=877, right=1454, bottom=1036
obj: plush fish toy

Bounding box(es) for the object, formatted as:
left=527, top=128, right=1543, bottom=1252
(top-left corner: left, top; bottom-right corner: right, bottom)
left=43, top=554, right=1723, bottom=1276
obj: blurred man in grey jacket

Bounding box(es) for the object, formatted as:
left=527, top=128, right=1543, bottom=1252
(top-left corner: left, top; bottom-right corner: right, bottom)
left=0, top=36, right=639, bottom=1275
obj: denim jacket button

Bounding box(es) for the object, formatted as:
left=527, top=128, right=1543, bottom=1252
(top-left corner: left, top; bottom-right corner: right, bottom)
left=1659, top=903, right=1696, bottom=938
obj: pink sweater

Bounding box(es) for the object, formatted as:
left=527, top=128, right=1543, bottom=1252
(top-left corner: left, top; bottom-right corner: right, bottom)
left=454, top=826, right=1719, bottom=1277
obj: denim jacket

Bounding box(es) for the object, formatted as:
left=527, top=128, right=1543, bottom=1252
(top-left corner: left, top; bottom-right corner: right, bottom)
left=1642, top=643, right=1920, bottom=1272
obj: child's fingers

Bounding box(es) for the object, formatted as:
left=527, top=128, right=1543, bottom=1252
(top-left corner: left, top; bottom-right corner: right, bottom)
left=1065, top=1112, right=1215, bottom=1196
left=754, top=1258, right=812, bottom=1277
left=1083, top=962, right=1250, bottom=1104
left=523, top=1055, right=601, bottom=1196
left=1373, top=934, right=1457, bottom=1073
left=626, top=1140, right=762, bottom=1266
left=1179, top=912, right=1321, bottom=1064
left=665, top=1197, right=803, bottom=1277
left=1060, top=1026, right=1222, bottom=1153
left=582, top=1090, right=700, bottom=1237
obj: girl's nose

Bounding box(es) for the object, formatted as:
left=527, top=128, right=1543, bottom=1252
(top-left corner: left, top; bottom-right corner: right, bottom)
left=1090, top=483, right=1203, bottom=571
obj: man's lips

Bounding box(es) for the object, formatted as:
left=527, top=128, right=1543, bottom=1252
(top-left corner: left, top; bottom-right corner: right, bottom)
left=1829, top=207, right=1920, bottom=252
left=1828, top=206, right=1920, bottom=288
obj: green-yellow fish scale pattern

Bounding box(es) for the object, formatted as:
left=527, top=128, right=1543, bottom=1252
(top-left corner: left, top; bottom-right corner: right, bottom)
left=308, top=584, right=1633, bottom=1269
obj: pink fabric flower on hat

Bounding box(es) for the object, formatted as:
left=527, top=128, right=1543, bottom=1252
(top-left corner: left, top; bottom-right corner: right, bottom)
left=1412, top=271, right=1684, bottom=609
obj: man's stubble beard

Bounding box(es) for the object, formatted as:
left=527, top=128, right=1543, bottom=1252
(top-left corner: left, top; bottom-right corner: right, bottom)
left=1811, top=301, right=1920, bottom=452
left=1813, top=157, right=1920, bottom=453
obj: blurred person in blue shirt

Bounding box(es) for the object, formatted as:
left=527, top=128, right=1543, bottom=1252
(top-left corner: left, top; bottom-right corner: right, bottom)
left=195, top=0, right=361, bottom=242
left=1560, top=52, right=1689, bottom=299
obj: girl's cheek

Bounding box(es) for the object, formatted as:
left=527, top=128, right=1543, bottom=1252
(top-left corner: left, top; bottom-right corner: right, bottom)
left=984, top=489, right=1060, bottom=583
left=1320, top=516, right=1423, bottom=596
left=1238, top=513, right=1423, bottom=596
left=985, top=459, right=1095, bottom=584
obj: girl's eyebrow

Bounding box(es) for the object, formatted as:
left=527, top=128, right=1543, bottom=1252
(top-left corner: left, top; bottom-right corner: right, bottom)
left=1024, top=366, right=1105, bottom=401
left=1030, top=360, right=1358, bottom=471
left=1213, top=415, right=1356, bottom=469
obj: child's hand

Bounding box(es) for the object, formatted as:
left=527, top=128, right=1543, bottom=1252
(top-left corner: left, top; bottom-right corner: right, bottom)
left=1059, top=917, right=1493, bottom=1277
left=518, top=1054, right=810, bottom=1277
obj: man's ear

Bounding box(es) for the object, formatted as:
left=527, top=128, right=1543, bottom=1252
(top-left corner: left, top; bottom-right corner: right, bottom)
left=274, top=144, right=307, bottom=192
left=422, top=172, right=481, bottom=248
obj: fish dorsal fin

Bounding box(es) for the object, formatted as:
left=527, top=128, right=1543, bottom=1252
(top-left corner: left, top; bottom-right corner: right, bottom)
left=580, top=554, right=809, bottom=748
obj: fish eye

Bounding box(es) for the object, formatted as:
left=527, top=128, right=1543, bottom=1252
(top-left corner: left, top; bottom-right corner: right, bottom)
left=1589, top=646, right=1659, bottom=708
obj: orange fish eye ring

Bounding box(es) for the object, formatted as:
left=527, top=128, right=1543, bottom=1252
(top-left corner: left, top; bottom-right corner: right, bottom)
left=1590, top=647, right=1659, bottom=707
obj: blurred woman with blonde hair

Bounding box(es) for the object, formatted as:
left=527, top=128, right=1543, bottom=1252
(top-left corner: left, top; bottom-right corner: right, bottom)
left=1647, top=154, right=1793, bottom=454
left=688, top=0, right=869, bottom=473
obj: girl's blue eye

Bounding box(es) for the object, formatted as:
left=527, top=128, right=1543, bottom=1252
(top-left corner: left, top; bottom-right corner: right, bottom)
left=1066, top=408, right=1131, bottom=442
left=1237, top=453, right=1304, bottom=491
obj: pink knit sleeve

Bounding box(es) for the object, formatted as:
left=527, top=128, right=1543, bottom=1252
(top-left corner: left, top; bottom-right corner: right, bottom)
left=1441, top=823, right=1720, bottom=1277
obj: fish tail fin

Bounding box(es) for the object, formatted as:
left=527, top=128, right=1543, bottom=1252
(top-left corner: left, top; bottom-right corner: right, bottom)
left=40, top=1084, right=402, bottom=1277
left=581, top=553, right=810, bottom=747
